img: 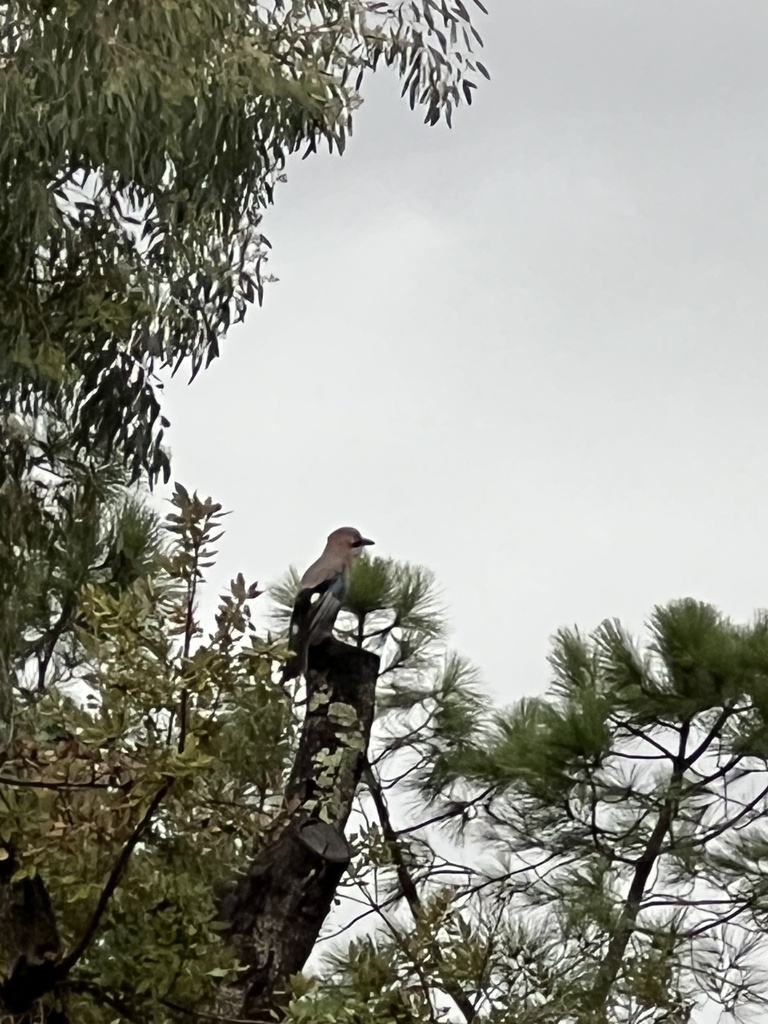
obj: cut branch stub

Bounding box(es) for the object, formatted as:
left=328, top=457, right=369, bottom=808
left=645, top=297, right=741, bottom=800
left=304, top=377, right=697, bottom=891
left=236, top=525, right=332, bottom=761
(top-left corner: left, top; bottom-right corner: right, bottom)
left=296, top=818, right=354, bottom=863
left=225, top=637, right=379, bottom=1021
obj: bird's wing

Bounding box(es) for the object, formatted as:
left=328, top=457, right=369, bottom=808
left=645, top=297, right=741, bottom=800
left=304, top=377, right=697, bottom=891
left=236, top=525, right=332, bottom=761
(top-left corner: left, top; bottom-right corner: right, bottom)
left=288, top=570, right=347, bottom=655
left=300, top=551, right=344, bottom=590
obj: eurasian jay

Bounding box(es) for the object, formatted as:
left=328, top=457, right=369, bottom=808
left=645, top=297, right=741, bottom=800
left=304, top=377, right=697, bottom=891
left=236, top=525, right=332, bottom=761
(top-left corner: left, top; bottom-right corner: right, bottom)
left=282, top=526, right=374, bottom=682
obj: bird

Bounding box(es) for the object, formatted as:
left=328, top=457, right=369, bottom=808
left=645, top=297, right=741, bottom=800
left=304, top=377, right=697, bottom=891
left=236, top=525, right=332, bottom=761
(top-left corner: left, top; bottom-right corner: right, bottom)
left=282, top=526, right=374, bottom=682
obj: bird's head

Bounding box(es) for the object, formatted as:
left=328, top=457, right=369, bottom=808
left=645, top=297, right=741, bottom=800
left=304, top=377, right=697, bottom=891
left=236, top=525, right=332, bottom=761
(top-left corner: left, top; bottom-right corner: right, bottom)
left=327, top=526, right=375, bottom=557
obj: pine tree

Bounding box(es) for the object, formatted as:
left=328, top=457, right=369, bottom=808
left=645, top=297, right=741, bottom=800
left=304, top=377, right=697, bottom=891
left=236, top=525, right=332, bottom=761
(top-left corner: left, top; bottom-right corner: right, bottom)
left=298, top=597, right=768, bottom=1024
left=5, top=438, right=768, bottom=1024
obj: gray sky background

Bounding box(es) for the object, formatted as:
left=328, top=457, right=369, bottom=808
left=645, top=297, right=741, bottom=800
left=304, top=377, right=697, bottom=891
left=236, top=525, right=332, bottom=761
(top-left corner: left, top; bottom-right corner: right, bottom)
left=163, top=0, right=768, bottom=702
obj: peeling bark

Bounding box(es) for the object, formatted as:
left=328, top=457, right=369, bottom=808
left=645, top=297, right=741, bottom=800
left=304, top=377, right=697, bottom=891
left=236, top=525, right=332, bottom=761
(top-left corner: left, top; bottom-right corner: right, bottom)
left=224, top=637, right=379, bottom=1020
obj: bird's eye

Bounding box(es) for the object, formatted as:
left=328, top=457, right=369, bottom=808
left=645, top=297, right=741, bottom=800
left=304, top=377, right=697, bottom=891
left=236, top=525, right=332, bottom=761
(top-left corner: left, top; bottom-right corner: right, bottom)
left=310, top=593, right=321, bottom=604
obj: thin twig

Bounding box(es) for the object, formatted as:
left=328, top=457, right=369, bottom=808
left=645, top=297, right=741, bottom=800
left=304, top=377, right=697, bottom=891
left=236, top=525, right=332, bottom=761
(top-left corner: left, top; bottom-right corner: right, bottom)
left=363, top=757, right=477, bottom=1024
left=37, top=597, right=75, bottom=694
left=178, top=536, right=201, bottom=754
left=161, top=996, right=262, bottom=1023
left=0, top=775, right=115, bottom=790
left=684, top=705, right=738, bottom=768
left=60, top=780, right=172, bottom=972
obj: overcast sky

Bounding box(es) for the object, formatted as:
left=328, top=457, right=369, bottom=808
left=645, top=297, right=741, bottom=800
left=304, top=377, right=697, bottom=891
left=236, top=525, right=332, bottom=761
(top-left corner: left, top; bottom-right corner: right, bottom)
left=163, top=0, right=768, bottom=702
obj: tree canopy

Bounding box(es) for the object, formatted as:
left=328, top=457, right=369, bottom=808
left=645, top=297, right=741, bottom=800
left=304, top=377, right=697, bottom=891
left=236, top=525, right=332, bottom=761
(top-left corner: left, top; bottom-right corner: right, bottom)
left=5, top=473, right=768, bottom=1023
left=6, top=4, right=765, bottom=1024
left=1, top=0, right=488, bottom=482
left=0, top=3, right=492, bottom=1017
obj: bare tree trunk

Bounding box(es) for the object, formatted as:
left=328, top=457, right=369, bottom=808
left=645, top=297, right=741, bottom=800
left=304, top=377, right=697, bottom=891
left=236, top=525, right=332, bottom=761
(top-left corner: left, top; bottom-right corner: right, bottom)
left=223, top=636, right=379, bottom=1021
left=0, top=845, right=61, bottom=1016
left=0, top=636, right=378, bottom=1021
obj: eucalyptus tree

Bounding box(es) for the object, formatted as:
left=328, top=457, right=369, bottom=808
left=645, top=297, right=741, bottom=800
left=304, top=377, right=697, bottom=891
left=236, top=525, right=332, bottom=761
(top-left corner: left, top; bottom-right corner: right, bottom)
left=1, top=0, right=488, bottom=481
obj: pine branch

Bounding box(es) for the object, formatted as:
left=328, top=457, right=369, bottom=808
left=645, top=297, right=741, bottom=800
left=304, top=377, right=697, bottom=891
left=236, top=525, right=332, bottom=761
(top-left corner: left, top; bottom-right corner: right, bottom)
left=364, top=759, right=478, bottom=1024
left=684, top=705, right=739, bottom=767
left=588, top=720, right=691, bottom=1009
left=688, top=781, right=768, bottom=849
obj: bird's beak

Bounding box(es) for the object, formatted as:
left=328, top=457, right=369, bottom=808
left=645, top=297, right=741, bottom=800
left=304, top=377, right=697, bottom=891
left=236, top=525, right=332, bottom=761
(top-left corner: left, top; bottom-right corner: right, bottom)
left=354, top=537, right=375, bottom=547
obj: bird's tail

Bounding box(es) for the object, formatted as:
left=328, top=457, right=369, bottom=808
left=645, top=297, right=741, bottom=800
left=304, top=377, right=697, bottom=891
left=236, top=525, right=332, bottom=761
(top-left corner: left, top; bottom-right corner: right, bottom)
left=281, top=651, right=305, bottom=684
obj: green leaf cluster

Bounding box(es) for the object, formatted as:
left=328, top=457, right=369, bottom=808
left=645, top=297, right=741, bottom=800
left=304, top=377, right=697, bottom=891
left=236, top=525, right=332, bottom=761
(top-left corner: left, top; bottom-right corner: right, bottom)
left=1, top=0, right=487, bottom=482
left=0, top=482, right=293, bottom=1021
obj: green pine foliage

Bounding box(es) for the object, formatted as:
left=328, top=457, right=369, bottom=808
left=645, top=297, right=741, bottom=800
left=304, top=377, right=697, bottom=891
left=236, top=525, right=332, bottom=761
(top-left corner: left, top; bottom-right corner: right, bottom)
left=320, top=598, right=768, bottom=1024
left=7, top=7, right=765, bottom=1018
left=5, top=464, right=768, bottom=1023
